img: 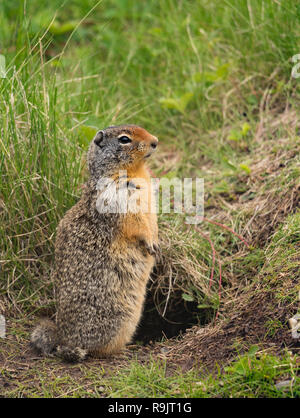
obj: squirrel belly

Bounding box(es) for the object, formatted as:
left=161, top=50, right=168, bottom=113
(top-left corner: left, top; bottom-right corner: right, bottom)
left=30, top=125, right=159, bottom=363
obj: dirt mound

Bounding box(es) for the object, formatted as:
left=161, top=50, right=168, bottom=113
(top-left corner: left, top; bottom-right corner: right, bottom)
left=136, top=109, right=300, bottom=364
left=155, top=284, right=299, bottom=371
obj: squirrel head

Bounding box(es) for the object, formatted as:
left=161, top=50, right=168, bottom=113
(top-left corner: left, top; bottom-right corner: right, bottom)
left=87, top=124, right=158, bottom=179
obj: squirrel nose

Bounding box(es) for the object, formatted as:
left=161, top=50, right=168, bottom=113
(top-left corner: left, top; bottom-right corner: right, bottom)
left=150, top=141, right=157, bottom=149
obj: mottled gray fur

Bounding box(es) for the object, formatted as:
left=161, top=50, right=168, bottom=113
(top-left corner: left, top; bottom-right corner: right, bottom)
left=30, top=125, right=158, bottom=362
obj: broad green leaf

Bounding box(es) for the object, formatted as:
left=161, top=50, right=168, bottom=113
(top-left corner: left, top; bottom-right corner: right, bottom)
left=148, top=27, right=163, bottom=36
left=179, top=92, right=194, bottom=111
left=0, top=55, right=6, bottom=78
left=248, top=345, right=260, bottom=356
left=77, top=125, right=98, bottom=148
left=159, top=92, right=194, bottom=114
left=163, top=170, right=178, bottom=179
left=49, top=21, right=78, bottom=36
left=247, top=95, right=258, bottom=105
left=234, top=361, right=248, bottom=376
left=228, top=129, right=242, bottom=142
left=182, top=293, right=194, bottom=302
left=192, top=72, right=204, bottom=83
left=239, top=163, right=251, bottom=174
left=241, top=122, right=251, bottom=136
left=192, top=63, right=230, bottom=85
left=215, top=63, right=230, bottom=80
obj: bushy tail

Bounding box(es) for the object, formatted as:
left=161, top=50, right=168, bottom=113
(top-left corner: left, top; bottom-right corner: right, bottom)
left=30, top=319, right=58, bottom=355
left=30, top=319, right=87, bottom=363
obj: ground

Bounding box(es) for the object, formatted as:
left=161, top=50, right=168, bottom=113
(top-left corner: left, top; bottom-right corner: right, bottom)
left=1, top=124, right=299, bottom=396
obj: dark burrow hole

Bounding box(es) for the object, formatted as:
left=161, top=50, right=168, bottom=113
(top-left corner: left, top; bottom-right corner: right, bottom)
left=133, top=286, right=212, bottom=345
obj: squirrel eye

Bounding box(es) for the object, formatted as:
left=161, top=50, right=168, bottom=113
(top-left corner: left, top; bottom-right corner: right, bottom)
left=118, top=135, right=132, bottom=144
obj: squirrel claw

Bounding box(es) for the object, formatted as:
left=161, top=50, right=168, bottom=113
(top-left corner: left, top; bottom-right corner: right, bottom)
left=139, top=240, right=159, bottom=257
left=152, top=243, right=160, bottom=255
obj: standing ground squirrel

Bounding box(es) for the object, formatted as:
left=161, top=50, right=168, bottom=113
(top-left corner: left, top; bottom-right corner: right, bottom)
left=30, top=125, right=159, bottom=362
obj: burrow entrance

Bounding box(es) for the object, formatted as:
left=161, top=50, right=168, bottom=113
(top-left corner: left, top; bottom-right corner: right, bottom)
left=133, top=284, right=212, bottom=345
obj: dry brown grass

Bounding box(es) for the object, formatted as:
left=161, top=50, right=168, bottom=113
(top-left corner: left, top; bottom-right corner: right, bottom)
left=144, top=108, right=299, bottom=349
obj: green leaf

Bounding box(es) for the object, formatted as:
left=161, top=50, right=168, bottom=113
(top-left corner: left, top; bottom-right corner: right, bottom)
left=191, top=72, right=204, bottom=83
left=228, top=129, right=242, bottom=142
left=179, top=92, right=194, bottom=111
left=192, top=63, right=230, bottom=85
left=77, top=125, right=98, bottom=148
left=215, top=63, right=230, bottom=80
left=197, top=304, right=212, bottom=309
left=221, top=157, right=237, bottom=171
left=234, top=360, right=248, bottom=376
left=182, top=293, right=194, bottom=302
left=241, top=122, right=251, bottom=136
left=248, top=345, right=260, bottom=356
left=239, top=163, right=251, bottom=175
left=148, top=27, right=163, bottom=36
left=159, top=92, right=194, bottom=114
left=50, top=59, right=62, bottom=68
left=247, top=95, right=258, bottom=105
left=49, top=21, right=78, bottom=36
left=163, top=170, right=178, bottom=179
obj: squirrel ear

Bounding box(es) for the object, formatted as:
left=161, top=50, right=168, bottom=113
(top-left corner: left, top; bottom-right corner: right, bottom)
left=94, top=130, right=104, bottom=146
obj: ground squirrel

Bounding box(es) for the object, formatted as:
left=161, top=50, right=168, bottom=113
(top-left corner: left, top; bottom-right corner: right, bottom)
left=30, top=125, right=159, bottom=362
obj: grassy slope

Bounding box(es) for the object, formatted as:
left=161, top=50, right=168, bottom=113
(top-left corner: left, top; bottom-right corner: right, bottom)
left=0, top=0, right=299, bottom=397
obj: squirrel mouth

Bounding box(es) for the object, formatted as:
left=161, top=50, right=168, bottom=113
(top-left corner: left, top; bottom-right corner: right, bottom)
left=144, top=153, right=151, bottom=158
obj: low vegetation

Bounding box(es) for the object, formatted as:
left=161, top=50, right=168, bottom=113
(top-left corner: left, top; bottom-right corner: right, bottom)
left=0, top=0, right=299, bottom=398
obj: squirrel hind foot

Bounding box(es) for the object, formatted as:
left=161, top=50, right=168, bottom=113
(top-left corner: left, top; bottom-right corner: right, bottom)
left=56, top=346, right=87, bottom=363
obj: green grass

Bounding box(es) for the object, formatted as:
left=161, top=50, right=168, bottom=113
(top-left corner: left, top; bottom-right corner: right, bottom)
left=0, top=0, right=299, bottom=398
left=1, top=0, right=299, bottom=312
left=108, top=348, right=300, bottom=398
left=3, top=345, right=298, bottom=398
